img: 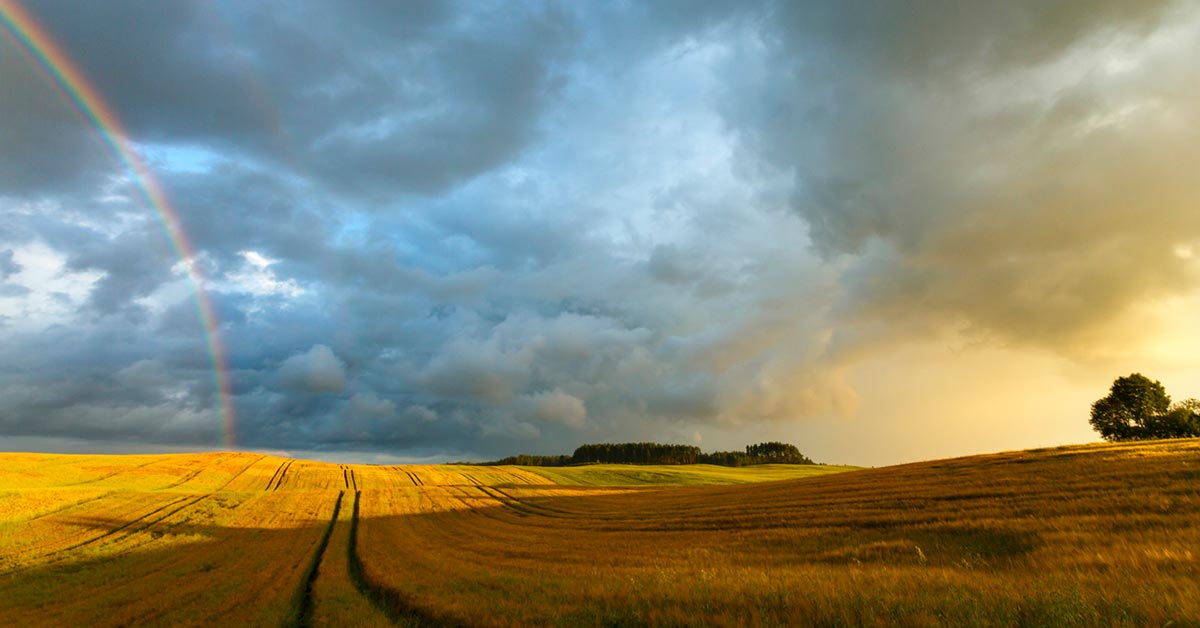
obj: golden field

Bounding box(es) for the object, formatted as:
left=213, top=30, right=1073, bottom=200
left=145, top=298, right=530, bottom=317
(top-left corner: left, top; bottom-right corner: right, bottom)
left=0, top=441, right=1197, bottom=627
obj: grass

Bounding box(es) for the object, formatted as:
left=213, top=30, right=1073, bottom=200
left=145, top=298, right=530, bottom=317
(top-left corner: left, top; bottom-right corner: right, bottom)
left=519, top=462, right=858, bottom=486
left=0, top=441, right=1197, bottom=626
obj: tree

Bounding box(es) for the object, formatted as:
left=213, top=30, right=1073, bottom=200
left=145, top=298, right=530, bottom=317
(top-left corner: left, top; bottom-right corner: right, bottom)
left=569, top=442, right=702, bottom=465
left=1170, top=398, right=1200, bottom=419
left=745, top=442, right=813, bottom=464
left=1089, top=374, right=1172, bottom=441
left=1146, top=399, right=1200, bottom=439
left=565, top=441, right=813, bottom=466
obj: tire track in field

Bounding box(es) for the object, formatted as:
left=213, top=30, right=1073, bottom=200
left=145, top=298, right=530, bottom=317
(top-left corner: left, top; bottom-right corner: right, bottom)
left=215, top=454, right=268, bottom=492
left=54, top=494, right=210, bottom=556
left=267, top=460, right=295, bottom=491
left=53, top=496, right=191, bottom=554
left=275, top=460, right=296, bottom=490
left=484, top=486, right=576, bottom=518
left=98, top=494, right=215, bottom=550
left=342, top=466, right=350, bottom=489
left=163, top=466, right=207, bottom=489
left=0, top=494, right=195, bottom=573
left=21, top=492, right=114, bottom=523
left=442, top=485, right=487, bottom=515
left=443, top=486, right=530, bottom=526
left=100, top=493, right=253, bottom=560
left=62, top=459, right=161, bottom=486
left=473, top=486, right=536, bottom=517
left=348, top=469, right=358, bottom=491
left=457, top=472, right=482, bottom=486
left=456, top=486, right=593, bottom=530
left=266, top=460, right=289, bottom=491
left=283, top=490, right=344, bottom=628
left=399, top=467, right=423, bottom=487
left=346, top=491, right=463, bottom=627
left=467, top=486, right=572, bottom=527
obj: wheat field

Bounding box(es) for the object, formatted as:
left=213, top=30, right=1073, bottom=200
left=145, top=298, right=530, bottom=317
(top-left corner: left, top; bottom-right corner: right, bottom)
left=1, top=441, right=1197, bottom=627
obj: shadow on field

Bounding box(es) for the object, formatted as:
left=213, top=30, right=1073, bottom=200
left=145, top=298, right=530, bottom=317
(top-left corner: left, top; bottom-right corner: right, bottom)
left=0, top=486, right=1050, bottom=627
left=4, top=439, right=1200, bottom=627
left=1, top=492, right=458, bottom=627
left=1, top=512, right=339, bottom=626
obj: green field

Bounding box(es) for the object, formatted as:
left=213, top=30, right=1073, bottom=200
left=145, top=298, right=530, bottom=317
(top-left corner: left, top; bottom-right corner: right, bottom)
left=517, top=462, right=858, bottom=486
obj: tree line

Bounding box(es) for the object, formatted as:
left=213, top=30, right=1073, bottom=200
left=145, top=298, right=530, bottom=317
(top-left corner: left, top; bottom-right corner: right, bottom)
left=479, top=441, right=814, bottom=467
left=1090, top=373, right=1200, bottom=441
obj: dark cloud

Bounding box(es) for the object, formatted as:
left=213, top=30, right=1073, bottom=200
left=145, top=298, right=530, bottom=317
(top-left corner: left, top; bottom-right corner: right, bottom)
left=0, top=33, right=112, bottom=196
left=3, top=1, right=574, bottom=200
left=2, top=0, right=1198, bottom=462
left=0, top=328, right=221, bottom=445
left=278, top=345, right=347, bottom=394
left=722, top=0, right=1200, bottom=356
left=0, top=249, right=19, bottom=279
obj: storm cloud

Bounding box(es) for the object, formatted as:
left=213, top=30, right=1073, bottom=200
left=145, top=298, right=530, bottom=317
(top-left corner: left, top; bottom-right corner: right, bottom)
left=723, top=0, right=1200, bottom=358
left=2, top=1, right=1198, bottom=464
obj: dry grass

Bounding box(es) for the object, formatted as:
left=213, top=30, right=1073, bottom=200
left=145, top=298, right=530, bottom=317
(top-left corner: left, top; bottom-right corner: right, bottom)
left=308, top=490, right=392, bottom=627
left=1, top=441, right=1198, bottom=626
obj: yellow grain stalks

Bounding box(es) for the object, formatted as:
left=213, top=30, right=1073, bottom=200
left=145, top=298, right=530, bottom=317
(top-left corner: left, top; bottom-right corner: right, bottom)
left=1, top=441, right=1198, bottom=626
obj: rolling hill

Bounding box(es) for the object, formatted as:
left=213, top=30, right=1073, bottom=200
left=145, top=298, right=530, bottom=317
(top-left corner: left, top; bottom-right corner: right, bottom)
left=1, top=440, right=1197, bottom=626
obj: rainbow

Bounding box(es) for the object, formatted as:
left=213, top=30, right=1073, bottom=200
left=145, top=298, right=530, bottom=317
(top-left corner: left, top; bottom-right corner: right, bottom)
left=1, top=0, right=237, bottom=448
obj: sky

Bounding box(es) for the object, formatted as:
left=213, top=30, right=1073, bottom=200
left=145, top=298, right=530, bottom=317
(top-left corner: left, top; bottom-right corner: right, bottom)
left=1, top=1, right=1199, bottom=466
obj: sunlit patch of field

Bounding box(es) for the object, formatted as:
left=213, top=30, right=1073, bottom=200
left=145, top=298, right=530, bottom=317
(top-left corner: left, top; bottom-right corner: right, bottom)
left=1, top=441, right=1198, bottom=626
left=523, top=462, right=858, bottom=486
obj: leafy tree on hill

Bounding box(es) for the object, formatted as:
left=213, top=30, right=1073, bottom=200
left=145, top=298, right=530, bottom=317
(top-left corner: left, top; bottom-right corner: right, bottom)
left=572, top=443, right=702, bottom=465
left=1147, top=398, right=1200, bottom=440
left=478, top=441, right=817, bottom=467
left=1090, top=374, right=1200, bottom=441
left=700, top=450, right=753, bottom=466
left=745, top=442, right=814, bottom=464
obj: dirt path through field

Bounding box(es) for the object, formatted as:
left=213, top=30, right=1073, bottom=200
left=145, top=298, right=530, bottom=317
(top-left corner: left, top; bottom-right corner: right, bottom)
left=306, top=490, right=394, bottom=627
left=284, top=490, right=344, bottom=628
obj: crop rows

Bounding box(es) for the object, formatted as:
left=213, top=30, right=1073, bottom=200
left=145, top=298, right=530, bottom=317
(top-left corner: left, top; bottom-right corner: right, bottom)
left=2, top=441, right=1198, bottom=626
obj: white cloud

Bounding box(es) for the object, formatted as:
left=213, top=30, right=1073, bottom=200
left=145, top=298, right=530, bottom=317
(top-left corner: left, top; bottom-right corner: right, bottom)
left=0, top=242, right=100, bottom=331
left=225, top=250, right=304, bottom=298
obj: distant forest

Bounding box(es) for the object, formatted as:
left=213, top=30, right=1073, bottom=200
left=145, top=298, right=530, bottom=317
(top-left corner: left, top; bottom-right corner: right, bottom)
left=479, top=441, right=815, bottom=467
